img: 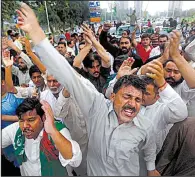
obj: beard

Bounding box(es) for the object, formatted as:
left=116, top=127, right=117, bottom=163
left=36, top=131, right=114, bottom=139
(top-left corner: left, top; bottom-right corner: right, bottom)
left=19, top=65, right=28, bottom=72
left=121, top=47, right=130, bottom=54
left=165, top=77, right=184, bottom=87
left=50, top=85, right=63, bottom=94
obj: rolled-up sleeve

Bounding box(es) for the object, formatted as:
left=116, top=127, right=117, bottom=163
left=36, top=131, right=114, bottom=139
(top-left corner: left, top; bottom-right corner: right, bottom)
left=19, top=52, right=33, bottom=69
left=58, top=128, right=82, bottom=168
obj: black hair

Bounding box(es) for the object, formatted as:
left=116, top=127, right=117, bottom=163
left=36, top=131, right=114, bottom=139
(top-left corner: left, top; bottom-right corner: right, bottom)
left=141, top=33, right=151, bottom=40
left=113, top=75, right=146, bottom=94
left=7, top=30, right=12, bottom=35
left=83, top=52, right=101, bottom=68
left=67, top=40, right=73, bottom=46
left=59, top=38, right=65, bottom=42
left=14, top=33, right=19, bottom=38
left=119, top=36, right=132, bottom=43
left=1, top=67, right=5, bottom=81
left=29, top=65, right=41, bottom=78
left=110, top=38, right=119, bottom=45
left=79, top=41, right=86, bottom=46
left=10, top=49, right=18, bottom=58
left=58, top=41, right=66, bottom=47
left=163, top=59, right=174, bottom=68
left=159, top=34, right=168, bottom=41
left=71, top=33, right=78, bottom=38
left=16, top=98, right=44, bottom=120
left=123, top=30, right=130, bottom=35
left=141, top=75, right=158, bottom=91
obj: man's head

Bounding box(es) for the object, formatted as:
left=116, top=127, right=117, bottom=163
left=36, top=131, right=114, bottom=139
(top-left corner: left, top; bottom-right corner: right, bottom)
left=163, top=60, right=183, bottom=87
left=16, top=98, right=44, bottom=139
left=83, top=52, right=101, bottom=78
left=79, top=41, right=86, bottom=51
left=58, top=42, right=67, bottom=56
left=60, top=30, right=64, bottom=34
left=122, top=30, right=130, bottom=38
left=141, top=33, right=151, bottom=47
left=1, top=67, right=7, bottom=96
left=49, top=36, right=54, bottom=45
left=158, top=34, right=168, bottom=50
left=71, top=33, right=79, bottom=44
left=119, top=37, right=132, bottom=54
left=59, top=38, right=66, bottom=43
left=141, top=76, right=159, bottom=106
left=110, top=38, right=119, bottom=47
left=155, top=27, right=160, bottom=34
left=67, top=40, right=75, bottom=48
left=7, top=30, right=14, bottom=40
left=46, top=71, right=63, bottom=94
left=110, top=75, right=146, bottom=124
left=29, top=65, right=44, bottom=87
left=14, top=33, right=20, bottom=39
left=18, top=57, right=28, bottom=72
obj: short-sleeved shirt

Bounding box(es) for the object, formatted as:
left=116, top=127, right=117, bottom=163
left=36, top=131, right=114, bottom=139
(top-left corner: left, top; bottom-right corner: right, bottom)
left=136, top=43, right=153, bottom=63
left=1, top=93, right=24, bottom=129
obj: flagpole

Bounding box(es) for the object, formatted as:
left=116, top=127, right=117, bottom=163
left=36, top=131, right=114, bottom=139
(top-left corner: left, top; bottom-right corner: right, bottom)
left=44, top=1, right=51, bottom=33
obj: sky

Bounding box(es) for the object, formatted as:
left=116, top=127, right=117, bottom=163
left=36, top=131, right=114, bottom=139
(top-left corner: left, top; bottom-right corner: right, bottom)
left=100, top=1, right=195, bottom=16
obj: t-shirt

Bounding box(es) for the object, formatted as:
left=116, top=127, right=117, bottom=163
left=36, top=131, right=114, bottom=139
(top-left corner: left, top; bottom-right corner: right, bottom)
left=136, top=43, right=153, bottom=63
left=1, top=93, right=24, bottom=129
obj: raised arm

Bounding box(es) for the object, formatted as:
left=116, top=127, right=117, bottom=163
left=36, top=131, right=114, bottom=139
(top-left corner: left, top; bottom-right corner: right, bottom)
left=169, top=30, right=195, bottom=89
left=17, top=2, right=104, bottom=119
left=24, top=37, right=46, bottom=74
left=131, top=25, right=138, bottom=47
left=82, top=24, right=111, bottom=68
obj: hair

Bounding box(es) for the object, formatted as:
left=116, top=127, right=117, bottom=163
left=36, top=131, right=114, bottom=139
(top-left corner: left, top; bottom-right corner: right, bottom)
left=113, top=75, right=146, bottom=94
left=119, top=36, right=132, bottom=43
left=79, top=41, right=86, bottom=46
left=1, top=67, right=5, bottom=81
left=141, top=75, right=158, bottom=92
left=159, top=34, right=168, bottom=41
left=14, top=33, right=19, bottom=38
left=10, top=49, right=18, bottom=57
left=16, top=98, right=44, bottom=120
left=7, top=30, right=12, bottom=35
left=48, top=36, right=53, bottom=40
left=29, top=65, right=41, bottom=78
left=83, top=52, right=101, bottom=68
left=123, top=30, right=130, bottom=35
left=67, top=40, right=73, bottom=46
left=163, top=59, right=174, bottom=68
left=113, top=55, right=128, bottom=73
left=110, top=38, right=119, bottom=45
left=71, top=33, right=78, bottom=38
left=58, top=41, right=66, bottom=47
left=141, top=33, right=151, bottom=40
left=59, top=38, right=65, bottom=42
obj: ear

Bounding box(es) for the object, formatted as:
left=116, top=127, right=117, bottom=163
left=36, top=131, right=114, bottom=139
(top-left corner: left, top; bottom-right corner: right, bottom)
left=110, top=93, right=116, bottom=102
left=41, top=114, right=46, bottom=122
left=156, top=94, right=160, bottom=100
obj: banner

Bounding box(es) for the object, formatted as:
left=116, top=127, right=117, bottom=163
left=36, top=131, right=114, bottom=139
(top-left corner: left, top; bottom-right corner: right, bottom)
left=89, top=1, right=101, bottom=23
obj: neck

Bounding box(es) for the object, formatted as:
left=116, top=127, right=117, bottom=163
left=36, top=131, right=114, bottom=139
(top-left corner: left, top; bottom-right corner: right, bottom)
left=1, top=92, right=7, bottom=99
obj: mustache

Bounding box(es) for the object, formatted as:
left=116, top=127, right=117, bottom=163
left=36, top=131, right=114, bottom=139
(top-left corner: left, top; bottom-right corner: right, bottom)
left=165, top=77, right=175, bottom=82
left=93, top=71, right=99, bottom=74
left=122, top=47, right=128, bottom=50
left=23, top=128, right=33, bottom=133
left=122, top=105, right=136, bottom=112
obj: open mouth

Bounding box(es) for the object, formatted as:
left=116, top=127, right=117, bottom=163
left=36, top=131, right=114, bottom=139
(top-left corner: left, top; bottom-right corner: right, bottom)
left=123, top=109, right=135, bottom=117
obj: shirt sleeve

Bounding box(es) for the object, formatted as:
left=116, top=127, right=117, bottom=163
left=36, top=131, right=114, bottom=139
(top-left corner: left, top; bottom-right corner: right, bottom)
left=2, top=122, right=19, bottom=148
left=34, top=38, right=105, bottom=121
left=159, top=84, right=188, bottom=124
left=12, top=65, right=19, bottom=76
left=58, top=128, right=82, bottom=168
left=105, top=76, right=117, bottom=98
left=19, top=52, right=33, bottom=69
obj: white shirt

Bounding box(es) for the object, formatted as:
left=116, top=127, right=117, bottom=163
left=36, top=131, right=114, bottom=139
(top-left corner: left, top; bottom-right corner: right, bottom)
left=67, top=47, right=75, bottom=56
left=149, top=46, right=161, bottom=58
left=174, top=80, right=195, bottom=117
left=14, top=39, right=23, bottom=50
left=2, top=122, right=82, bottom=176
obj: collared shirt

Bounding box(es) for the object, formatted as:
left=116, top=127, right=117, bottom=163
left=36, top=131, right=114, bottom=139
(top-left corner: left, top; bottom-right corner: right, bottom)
left=149, top=46, right=161, bottom=58
left=105, top=77, right=188, bottom=153
left=136, top=43, right=153, bottom=63
left=34, top=38, right=157, bottom=176
left=2, top=122, right=82, bottom=176
left=174, top=80, right=195, bottom=117
left=12, top=52, right=33, bottom=85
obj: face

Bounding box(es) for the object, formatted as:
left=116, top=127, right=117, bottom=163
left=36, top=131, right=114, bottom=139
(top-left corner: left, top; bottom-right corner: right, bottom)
left=87, top=60, right=100, bottom=78
left=111, top=85, right=143, bottom=124
left=47, top=75, right=62, bottom=94
left=141, top=37, right=151, bottom=47
left=58, top=44, right=67, bottom=56
left=79, top=44, right=85, bottom=51
left=155, top=27, right=160, bottom=33
left=159, top=37, right=168, bottom=49
left=164, top=61, right=183, bottom=87
left=142, top=84, right=159, bottom=106
left=119, top=38, right=131, bottom=54
left=122, top=31, right=128, bottom=38
left=69, top=41, right=75, bottom=48
left=31, top=72, right=43, bottom=87
left=71, top=37, right=76, bottom=43
left=19, top=109, right=44, bottom=139
left=18, top=58, right=27, bottom=71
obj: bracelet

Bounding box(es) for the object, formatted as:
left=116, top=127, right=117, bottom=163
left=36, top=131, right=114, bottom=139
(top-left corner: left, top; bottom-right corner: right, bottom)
left=158, top=81, right=167, bottom=89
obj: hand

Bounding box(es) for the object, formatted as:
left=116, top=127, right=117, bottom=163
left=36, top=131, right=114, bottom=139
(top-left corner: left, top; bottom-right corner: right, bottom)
left=146, top=60, right=166, bottom=88
left=7, top=39, right=17, bottom=50
left=40, top=100, right=56, bottom=135
left=31, top=88, right=39, bottom=98
left=16, top=2, right=40, bottom=34
left=158, top=41, right=170, bottom=63
left=169, top=30, right=181, bottom=59
left=148, top=170, right=161, bottom=176
left=62, top=88, right=70, bottom=98
left=2, top=50, right=13, bottom=67
left=83, top=34, right=92, bottom=46
left=24, top=38, right=32, bottom=54
left=116, top=57, right=138, bottom=79
left=103, top=22, right=112, bottom=32
left=81, top=24, right=95, bottom=41
left=2, top=37, right=9, bottom=50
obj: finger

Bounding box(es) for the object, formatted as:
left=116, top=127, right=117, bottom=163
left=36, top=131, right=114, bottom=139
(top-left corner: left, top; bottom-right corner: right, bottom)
left=130, top=68, right=138, bottom=74
left=20, top=2, right=34, bottom=13
left=16, top=10, right=26, bottom=20
left=147, top=67, right=161, bottom=76
left=146, top=73, right=157, bottom=79
left=150, top=60, right=163, bottom=70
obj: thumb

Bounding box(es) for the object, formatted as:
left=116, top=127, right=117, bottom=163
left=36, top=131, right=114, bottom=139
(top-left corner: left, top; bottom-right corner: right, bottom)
left=130, top=68, right=138, bottom=74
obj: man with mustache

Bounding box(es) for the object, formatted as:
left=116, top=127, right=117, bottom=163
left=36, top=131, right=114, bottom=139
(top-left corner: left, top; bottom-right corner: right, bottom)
left=2, top=98, right=82, bottom=176
left=99, top=23, right=143, bottom=69
left=17, top=3, right=159, bottom=175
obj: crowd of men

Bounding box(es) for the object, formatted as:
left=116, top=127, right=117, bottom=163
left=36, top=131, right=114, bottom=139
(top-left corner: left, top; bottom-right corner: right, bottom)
left=1, top=2, right=195, bottom=176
